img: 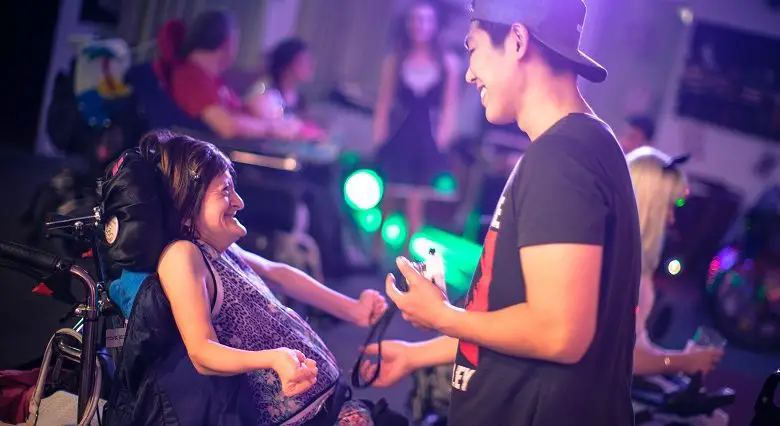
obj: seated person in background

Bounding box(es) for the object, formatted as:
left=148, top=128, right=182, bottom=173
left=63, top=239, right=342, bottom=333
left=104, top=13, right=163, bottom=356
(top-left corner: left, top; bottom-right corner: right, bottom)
left=143, top=129, right=387, bottom=424
left=245, top=38, right=327, bottom=141
left=157, top=11, right=295, bottom=140
left=246, top=38, right=355, bottom=278
left=627, top=147, right=724, bottom=376
left=620, top=114, right=655, bottom=155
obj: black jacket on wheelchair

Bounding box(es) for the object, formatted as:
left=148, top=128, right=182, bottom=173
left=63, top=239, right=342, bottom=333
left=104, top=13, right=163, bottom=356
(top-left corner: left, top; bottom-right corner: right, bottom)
left=104, top=272, right=258, bottom=425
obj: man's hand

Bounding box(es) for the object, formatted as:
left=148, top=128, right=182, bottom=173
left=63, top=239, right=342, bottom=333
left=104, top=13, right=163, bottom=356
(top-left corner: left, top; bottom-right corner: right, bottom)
left=387, top=257, right=451, bottom=330
left=352, top=289, right=388, bottom=327
left=359, top=340, right=414, bottom=387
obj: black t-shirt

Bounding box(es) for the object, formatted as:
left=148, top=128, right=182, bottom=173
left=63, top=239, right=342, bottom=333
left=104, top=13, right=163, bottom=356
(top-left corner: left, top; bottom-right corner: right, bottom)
left=449, top=114, right=641, bottom=426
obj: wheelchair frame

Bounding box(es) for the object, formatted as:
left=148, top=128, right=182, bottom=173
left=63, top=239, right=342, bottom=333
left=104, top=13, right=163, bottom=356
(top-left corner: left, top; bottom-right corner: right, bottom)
left=0, top=206, right=117, bottom=426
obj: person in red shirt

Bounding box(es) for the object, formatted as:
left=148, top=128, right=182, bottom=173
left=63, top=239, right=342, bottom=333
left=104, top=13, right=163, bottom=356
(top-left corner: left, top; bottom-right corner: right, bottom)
left=157, top=11, right=292, bottom=140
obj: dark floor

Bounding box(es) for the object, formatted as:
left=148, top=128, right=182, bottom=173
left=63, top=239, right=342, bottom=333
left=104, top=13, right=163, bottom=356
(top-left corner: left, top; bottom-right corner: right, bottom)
left=1, top=153, right=778, bottom=425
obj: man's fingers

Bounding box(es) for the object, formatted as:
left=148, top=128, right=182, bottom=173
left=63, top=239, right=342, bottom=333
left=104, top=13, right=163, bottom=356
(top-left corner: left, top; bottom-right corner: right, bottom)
left=360, top=361, right=378, bottom=380
left=385, top=273, right=404, bottom=302
left=362, top=343, right=380, bottom=355
left=395, top=256, right=423, bottom=286
left=293, top=350, right=306, bottom=364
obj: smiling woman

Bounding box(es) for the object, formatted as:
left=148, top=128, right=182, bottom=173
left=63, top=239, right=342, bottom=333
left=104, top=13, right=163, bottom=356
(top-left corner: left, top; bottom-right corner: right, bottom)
left=109, top=129, right=388, bottom=425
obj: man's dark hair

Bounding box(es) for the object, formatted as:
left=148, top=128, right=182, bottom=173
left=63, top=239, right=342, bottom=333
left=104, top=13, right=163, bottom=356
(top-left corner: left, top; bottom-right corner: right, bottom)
left=626, top=115, right=656, bottom=141
left=474, top=20, right=571, bottom=73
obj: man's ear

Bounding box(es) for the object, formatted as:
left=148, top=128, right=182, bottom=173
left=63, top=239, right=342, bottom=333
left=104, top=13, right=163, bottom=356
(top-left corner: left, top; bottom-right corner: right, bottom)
left=507, top=23, right=531, bottom=60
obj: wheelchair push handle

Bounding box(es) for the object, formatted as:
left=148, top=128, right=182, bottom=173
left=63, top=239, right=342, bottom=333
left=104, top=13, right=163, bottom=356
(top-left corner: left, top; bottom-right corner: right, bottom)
left=0, top=240, right=72, bottom=274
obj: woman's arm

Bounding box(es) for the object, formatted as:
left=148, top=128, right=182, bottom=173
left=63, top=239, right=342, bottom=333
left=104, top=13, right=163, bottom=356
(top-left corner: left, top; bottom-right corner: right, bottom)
left=633, top=331, right=689, bottom=376
left=235, top=246, right=360, bottom=323
left=633, top=274, right=681, bottom=375
left=201, top=105, right=274, bottom=140
left=435, top=52, right=461, bottom=151
left=372, top=55, right=397, bottom=147
left=158, top=240, right=282, bottom=375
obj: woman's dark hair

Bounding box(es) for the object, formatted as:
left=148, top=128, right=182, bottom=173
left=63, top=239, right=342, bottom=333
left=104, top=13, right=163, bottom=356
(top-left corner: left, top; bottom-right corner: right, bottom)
left=390, top=1, right=450, bottom=95
left=393, top=1, right=446, bottom=58
left=179, top=10, right=237, bottom=59
left=138, top=129, right=235, bottom=239
left=268, top=38, right=308, bottom=88
left=475, top=20, right=571, bottom=73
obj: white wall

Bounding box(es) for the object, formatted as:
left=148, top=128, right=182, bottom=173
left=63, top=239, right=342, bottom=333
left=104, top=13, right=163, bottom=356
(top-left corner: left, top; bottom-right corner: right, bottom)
left=260, top=0, right=301, bottom=51
left=654, top=0, right=780, bottom=206
left=35, top=0, right=101, bottom=155
left=579, top=0, right=780, bottom=207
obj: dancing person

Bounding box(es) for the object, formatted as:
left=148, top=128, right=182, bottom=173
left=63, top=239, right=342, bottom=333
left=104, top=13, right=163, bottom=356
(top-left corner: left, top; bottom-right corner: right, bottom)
left=372, top=0, right=460, bottom=256
left=360, top=1, right=641, bottom=425
left=158, top=11, right=294, bottom=140
left=628, top=147, right=724, bottom=376
left=142, top=129, right=387, bottom=424
left=620, top=114, right=655, bottom=155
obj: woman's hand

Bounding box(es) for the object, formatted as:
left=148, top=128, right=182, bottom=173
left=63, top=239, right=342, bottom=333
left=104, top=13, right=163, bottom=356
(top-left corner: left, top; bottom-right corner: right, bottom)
left=272, top=117, right=305, bottom=141
left=359, top=340, right=414, bottom=387
left=270, top=348, right=318, bottom=397
left=680, top=341, right=724, bottom=376
left=352, top=289, right=388, bottom=327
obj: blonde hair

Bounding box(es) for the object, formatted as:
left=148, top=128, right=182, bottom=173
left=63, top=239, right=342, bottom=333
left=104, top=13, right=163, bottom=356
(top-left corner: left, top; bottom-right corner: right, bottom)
left=626, top=147, right=689, bottom=276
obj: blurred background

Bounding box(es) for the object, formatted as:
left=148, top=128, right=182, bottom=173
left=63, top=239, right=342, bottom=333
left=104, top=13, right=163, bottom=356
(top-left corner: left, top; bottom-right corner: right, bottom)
left=2, top=0, right=780, bottom=424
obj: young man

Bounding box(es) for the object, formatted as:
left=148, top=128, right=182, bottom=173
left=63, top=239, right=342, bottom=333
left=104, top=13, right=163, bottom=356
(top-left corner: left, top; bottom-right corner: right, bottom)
left=360, top=0, right=641, bottom=425
left=620, top=114, right=656, bottom=155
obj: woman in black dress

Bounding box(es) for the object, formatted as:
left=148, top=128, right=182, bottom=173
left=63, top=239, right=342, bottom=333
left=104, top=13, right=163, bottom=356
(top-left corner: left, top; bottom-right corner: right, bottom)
left=372, top=0, right=460, bottom=255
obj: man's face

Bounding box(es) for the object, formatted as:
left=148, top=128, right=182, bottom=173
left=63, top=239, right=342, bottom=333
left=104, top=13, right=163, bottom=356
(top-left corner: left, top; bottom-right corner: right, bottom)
left=464, top=22, right=525, bottom=125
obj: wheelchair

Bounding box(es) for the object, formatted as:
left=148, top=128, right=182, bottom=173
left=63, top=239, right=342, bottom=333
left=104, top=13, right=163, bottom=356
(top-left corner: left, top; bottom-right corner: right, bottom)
left=0, top=207, right=120, bottom=425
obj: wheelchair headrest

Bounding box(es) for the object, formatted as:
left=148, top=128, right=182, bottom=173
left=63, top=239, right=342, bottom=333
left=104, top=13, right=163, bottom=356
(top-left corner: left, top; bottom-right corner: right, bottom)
left=101, top=147, right=178, bottom=272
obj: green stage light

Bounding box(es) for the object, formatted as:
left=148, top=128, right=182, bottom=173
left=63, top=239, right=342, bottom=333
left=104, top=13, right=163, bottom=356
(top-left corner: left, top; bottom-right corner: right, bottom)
left=354, top=208, right=382, bottom=233
left=432, top=172, right=457, bottom=195
left=344, top=169, right=383, bottom=210
left=409, top=227, right=483, bottom=298
left=381, top=213, right=407, bottom=248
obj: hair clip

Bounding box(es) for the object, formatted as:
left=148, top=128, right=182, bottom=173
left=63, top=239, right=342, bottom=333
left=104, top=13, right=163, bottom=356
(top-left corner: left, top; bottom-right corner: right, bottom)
left=664, top=153, right=691, bottom=171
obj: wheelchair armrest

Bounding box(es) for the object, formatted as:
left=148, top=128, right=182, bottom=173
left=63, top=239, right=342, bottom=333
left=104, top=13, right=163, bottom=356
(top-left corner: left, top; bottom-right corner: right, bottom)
left=632, top=373, right=737, bottom=418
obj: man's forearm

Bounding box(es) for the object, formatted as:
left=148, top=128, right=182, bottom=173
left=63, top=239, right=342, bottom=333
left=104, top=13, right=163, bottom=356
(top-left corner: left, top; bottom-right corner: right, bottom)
left=438, top=304, right=582, bottom=363
left=408, top=336, right=459, bottom=369
left=268, top=265, right=357, bottom=323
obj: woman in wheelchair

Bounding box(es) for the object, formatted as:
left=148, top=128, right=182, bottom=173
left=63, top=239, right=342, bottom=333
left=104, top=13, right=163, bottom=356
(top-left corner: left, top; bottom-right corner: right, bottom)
left=627, top=147, right=729, bottom=424
left=106, top=129, right=388, bottom=425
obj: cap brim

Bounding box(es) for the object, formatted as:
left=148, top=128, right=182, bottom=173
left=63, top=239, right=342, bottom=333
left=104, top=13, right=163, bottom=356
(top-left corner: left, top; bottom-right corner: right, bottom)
left=536, top=38, right=607, bottom=83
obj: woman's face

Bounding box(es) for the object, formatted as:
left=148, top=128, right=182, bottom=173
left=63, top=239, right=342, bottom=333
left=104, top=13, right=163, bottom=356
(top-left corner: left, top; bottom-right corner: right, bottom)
left=194, top=170, right=246, bottom=251
left=291, top=50, right=315, bottom=83
left=406, top=3, right=438, bottom=45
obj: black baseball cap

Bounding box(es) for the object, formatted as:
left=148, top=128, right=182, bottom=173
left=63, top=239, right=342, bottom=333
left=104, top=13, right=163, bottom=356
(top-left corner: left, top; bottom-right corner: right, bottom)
left=470, top=0, right=607, bottom=83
